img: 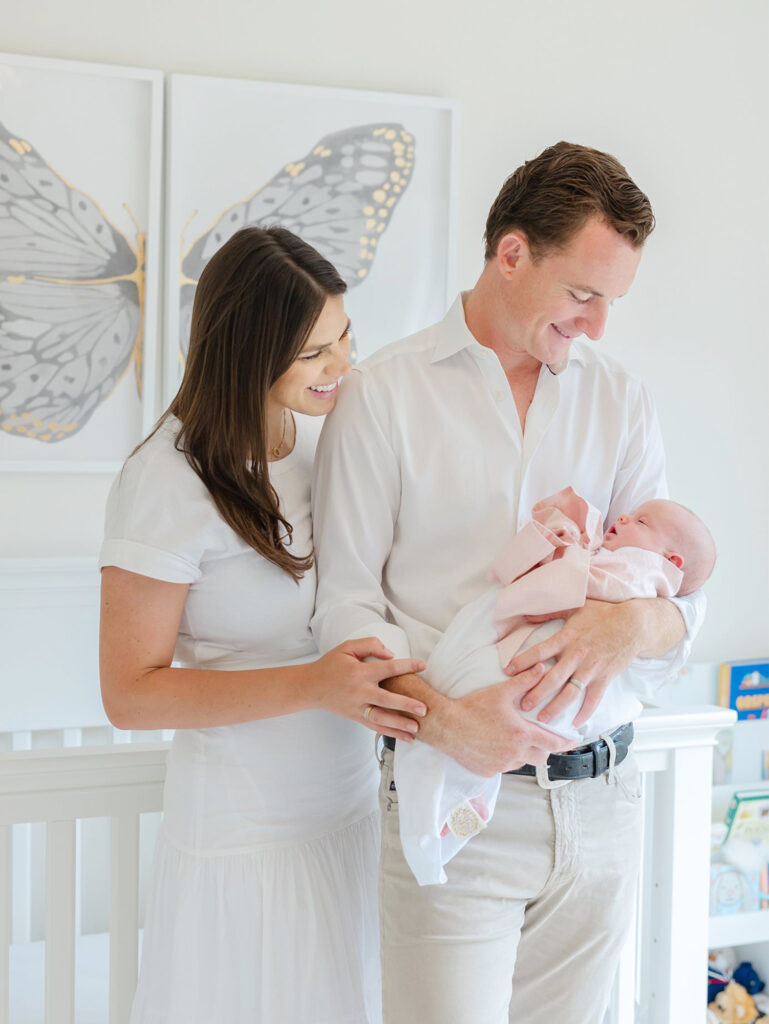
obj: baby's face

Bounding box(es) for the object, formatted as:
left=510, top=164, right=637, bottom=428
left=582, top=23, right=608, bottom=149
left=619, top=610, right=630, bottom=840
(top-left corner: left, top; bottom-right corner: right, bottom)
left=603, top=500, right=684, bottom=559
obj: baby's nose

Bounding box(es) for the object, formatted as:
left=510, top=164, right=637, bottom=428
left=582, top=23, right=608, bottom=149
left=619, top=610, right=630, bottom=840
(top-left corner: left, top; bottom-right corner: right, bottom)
left=617, top=514, right=629, bottom=525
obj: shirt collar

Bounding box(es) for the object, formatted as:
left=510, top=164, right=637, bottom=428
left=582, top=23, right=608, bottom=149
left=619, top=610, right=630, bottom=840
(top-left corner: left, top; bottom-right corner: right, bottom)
left=429, top=294, right=479, bottom=364
left=430, top=293, right=588, bottom=374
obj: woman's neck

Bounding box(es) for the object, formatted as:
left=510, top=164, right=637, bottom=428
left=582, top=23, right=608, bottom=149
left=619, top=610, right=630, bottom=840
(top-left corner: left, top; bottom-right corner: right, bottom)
left=266, top=405, right=295, bottom=462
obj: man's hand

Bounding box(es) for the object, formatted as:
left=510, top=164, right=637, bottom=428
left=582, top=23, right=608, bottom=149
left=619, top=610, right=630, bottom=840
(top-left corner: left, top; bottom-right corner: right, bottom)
left=503, top=597, right=685, bottom=728
left=383, top=667, right=573, bottom=777
left=444, top=675, right=575, bottom=776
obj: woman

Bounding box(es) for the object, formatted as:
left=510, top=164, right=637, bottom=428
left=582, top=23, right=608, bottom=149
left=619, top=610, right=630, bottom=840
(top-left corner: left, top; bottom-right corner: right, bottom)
left=99, top=227, right=426, bottom=1023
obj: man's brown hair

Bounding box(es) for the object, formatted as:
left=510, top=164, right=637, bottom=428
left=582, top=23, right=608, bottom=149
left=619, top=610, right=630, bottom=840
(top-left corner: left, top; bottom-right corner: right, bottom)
left=484, top=141, right=655, bottom=261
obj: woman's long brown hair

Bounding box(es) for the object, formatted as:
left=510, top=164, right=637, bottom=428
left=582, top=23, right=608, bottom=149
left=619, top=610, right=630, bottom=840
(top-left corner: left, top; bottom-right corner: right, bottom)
left=146, top=226, right=347, bottom=581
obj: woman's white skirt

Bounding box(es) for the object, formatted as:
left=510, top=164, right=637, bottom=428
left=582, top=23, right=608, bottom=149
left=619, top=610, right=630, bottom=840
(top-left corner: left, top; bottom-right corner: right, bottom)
left=130, top=711, right=382, bottom=1023
left=130, top=810, right=381, bottom=1024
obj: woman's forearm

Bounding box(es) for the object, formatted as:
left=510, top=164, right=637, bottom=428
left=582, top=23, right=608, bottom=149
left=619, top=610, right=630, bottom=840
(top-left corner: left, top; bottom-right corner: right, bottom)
left=102, top=636, right=427, bottom=735
left=102, top=662, right=314, bottom=731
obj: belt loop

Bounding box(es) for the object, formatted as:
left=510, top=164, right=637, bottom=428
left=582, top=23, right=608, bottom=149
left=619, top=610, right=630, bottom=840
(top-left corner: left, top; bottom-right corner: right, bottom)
left=589, top=738, right=608, bottom=777
left=376, top=732, right=386, bottom=768
left=535, top=764, right=571, bottom=791
left=600, top=731, right=618, bottom=787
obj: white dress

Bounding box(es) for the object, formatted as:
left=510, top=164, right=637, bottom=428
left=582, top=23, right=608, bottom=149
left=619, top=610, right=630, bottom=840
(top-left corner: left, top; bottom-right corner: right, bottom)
left=100, top=415, right=381, bottom=1024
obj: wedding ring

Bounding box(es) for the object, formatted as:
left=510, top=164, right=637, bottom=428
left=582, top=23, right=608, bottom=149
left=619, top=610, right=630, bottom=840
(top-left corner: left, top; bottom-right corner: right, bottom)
left=363, top=705, right=373, bottom=721
left=567, top=678, right=587, bottom=694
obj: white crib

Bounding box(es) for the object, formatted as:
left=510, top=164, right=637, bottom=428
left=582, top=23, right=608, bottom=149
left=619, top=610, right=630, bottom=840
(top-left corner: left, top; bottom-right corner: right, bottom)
left=0, top=735, right=168, bottom=1024
left=0, top=560, right=734, bottom=1023
left=0, top=559, right=169, bottom=1024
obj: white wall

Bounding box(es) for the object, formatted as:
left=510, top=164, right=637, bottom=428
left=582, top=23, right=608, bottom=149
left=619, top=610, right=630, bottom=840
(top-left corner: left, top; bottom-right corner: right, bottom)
left=2, top=0, right=767, bottom=662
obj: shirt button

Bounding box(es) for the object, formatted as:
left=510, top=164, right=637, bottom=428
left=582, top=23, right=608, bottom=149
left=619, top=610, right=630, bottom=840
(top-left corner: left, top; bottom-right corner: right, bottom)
left=493, top=390, right=505, bottom=402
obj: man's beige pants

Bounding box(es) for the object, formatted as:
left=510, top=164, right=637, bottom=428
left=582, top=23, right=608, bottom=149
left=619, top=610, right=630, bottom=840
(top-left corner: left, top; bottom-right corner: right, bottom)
left=378, top=746, right=643, bottom=1024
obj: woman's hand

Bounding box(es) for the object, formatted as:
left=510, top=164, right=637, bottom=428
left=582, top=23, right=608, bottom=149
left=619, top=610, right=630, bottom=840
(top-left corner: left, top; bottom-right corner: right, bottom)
left=309, top=638, right=428, bottom=742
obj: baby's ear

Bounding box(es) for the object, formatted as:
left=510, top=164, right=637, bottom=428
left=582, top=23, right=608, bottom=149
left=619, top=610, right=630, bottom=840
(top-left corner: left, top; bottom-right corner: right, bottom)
left=665, top=551, right=684, bottom=569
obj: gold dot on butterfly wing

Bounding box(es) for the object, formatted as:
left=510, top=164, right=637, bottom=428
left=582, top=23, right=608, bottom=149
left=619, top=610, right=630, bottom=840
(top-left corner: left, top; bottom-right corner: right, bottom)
left=178, top=123, right=416, bottom=366
left=0, top=119, right=145, bottom=443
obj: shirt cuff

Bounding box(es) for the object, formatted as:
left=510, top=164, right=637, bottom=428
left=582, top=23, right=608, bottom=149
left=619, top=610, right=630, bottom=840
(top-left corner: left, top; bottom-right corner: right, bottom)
left=99, top=539, right=201, bottom=584
left=622, top=591, right=707, bottom=701
left=345, top=622, right=412, bottom=660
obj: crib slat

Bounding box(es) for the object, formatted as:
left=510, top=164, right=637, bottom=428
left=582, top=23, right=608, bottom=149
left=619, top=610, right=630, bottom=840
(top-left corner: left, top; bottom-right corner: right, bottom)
left=45, top=819, right=76, bottom=1024
left=0, top=824, right=10, bottom=1024
left=11, top=731, right=32, bottom=945
left=109, top=814, right=139, bottom=1024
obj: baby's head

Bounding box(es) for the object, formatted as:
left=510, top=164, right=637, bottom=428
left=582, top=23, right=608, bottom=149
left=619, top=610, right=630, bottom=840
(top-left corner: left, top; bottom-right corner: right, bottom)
left=603, top=499, right=716, bottom=595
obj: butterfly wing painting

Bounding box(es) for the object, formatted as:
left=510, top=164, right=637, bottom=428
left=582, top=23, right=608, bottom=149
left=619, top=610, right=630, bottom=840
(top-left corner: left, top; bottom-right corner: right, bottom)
left=178, top=123, right=414, bottom=362
left=0, top=120, right=144, bottom=442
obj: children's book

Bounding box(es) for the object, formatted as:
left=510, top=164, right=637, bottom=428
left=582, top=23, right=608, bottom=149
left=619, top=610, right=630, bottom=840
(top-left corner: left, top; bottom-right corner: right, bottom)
left=709, top=864, right=761, bottom=915
left=724, top=788, right=769, bottom=843
left=718, top=659, right=769, bottom=720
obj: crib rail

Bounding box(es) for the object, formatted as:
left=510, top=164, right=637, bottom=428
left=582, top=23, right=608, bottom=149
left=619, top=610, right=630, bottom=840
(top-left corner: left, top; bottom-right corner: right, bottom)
left=0, top=706, right=734, bottom=1024
left=0, top=743, right=169, bottom=1024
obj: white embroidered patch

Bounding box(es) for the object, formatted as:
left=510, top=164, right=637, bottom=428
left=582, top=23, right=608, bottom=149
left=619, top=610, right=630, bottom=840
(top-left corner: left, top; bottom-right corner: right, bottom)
left=447, top=802, right=486, bottom=839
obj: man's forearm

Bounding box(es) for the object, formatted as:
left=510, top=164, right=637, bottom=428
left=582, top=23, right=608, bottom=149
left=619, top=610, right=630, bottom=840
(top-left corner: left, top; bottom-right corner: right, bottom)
left=381, top=665, right=569, bottom=778
left=635, top=597, right=686, bottom=658
left=381, top=673, right=457, bottom=752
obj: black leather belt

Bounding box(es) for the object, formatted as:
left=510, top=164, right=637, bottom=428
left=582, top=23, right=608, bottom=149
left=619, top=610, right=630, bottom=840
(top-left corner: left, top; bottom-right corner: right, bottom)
left=381, top=722, right=633, bottom=781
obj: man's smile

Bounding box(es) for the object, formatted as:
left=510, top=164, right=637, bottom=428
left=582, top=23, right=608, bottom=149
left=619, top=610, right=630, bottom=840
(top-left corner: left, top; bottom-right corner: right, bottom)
left=551, top=324, right=573, bottom=339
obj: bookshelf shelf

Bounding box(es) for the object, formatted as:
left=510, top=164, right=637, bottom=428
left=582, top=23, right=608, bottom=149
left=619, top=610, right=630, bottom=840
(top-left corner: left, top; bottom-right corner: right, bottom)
left=709, top=910, right=769, bottom=948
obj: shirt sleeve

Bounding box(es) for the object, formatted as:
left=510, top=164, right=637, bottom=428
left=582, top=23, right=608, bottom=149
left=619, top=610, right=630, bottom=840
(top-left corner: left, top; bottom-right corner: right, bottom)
left=311, top=369, right=411, bottom=658
left=604, top=378, right=705, bottom=696
left=99, top=440, right=217, bottom=584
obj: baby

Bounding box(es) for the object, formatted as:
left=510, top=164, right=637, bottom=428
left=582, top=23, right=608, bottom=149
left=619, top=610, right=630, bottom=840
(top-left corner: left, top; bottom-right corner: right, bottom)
left=395, top=487, right=716, bottom=886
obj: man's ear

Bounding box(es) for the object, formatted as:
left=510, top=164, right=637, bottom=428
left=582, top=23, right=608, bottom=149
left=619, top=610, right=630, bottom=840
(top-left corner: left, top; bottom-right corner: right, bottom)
left=665, top=551, right=684, bottom=570
left=495, top=232, right=529, bottom=280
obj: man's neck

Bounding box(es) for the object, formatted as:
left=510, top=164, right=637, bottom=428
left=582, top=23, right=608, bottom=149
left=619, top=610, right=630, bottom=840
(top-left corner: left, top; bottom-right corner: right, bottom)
left=463, top=278, right=542, bottom=379
left=462, top=280, right=543, bottom=433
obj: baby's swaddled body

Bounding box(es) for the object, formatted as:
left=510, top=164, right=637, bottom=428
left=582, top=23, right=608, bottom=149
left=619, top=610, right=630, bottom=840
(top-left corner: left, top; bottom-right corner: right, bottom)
left=395, top=487, right=684, bottom=886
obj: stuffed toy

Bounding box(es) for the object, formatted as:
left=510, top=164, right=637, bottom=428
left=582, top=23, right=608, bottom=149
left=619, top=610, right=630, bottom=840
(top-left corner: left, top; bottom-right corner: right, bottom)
left=734, top=962, right=766, bottom=996
left=708, top=980, right=769, bottom=1023
left=710, top=949, right=739, bottom=1002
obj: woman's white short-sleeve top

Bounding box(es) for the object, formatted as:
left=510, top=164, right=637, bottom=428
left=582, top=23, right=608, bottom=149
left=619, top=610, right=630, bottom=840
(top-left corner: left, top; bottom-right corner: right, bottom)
left=100, top=414, right=321, bottom=670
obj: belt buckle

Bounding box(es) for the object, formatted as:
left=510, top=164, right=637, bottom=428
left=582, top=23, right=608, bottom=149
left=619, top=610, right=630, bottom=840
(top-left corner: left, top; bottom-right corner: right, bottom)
left=534, top=762, right=572, bottom=791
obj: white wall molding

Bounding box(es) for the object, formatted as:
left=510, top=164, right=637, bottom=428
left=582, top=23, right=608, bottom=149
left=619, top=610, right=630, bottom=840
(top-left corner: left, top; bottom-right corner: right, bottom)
left=0, top=558, right=106, bottom=732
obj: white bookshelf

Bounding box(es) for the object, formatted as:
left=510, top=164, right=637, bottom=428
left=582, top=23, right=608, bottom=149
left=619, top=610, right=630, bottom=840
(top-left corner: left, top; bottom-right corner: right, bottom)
left=709, top=910, right=769, bottom=949
left=664, top=663, right=769, bottom=978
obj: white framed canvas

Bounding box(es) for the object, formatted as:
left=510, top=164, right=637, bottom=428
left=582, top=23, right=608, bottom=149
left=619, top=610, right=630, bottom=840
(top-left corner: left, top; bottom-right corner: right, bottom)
left=164, top=74, right=457, bottom=399
left=0, top=53, right=163, bottom=472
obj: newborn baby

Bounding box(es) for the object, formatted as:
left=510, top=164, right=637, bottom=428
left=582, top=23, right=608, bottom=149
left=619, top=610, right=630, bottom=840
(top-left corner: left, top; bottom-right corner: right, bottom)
left=395, top=487, right=716, bottom=885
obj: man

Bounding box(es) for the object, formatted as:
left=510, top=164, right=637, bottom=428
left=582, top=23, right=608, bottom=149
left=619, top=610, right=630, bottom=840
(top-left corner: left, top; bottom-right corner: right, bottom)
left=311, top=142, right=704, bottom=1022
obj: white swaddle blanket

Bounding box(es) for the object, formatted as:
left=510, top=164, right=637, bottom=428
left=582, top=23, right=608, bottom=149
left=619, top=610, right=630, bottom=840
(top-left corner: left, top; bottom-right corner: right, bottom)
left=394, top=487, right=682, bottom=885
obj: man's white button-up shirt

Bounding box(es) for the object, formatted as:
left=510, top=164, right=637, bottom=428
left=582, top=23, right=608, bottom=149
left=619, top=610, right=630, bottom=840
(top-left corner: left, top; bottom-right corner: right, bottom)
left=311, top=295, right=704, bottom=729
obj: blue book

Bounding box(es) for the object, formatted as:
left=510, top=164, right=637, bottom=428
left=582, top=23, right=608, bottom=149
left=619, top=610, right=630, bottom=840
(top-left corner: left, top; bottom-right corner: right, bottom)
left=718, top=659, right=769, bottom=720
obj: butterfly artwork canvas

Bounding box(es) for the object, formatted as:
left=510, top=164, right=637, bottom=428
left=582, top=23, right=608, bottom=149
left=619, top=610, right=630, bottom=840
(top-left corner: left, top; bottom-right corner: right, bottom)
left=0, top=54, right=163, bottom=471
left=165, top=75, right=457, bottom=398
